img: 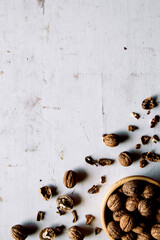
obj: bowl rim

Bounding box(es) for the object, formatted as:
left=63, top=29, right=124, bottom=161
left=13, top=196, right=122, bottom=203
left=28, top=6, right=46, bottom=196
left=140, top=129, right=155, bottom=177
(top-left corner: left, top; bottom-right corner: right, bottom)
left=100, top=175, right=160, bottom=240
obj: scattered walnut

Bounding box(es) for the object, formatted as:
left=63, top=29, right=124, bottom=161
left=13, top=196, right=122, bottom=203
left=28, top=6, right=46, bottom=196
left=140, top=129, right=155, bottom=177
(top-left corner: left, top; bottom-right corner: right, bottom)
left=107, top=221, right=123, bottom=239
left=37, top=211, right=45, bottom=221
left=68, top=226, right=84, bottom=240
left=39, top=228, right=56, bottom=240
left=128, top=125, right=138, bottom=132
left=95, top=227, right=102, bottom=235
left=152, top=135, right=159, bottom=143
left=101, top=176, right=106, bottom=184
left=131, top=112, right=140, bottom=119
left=56, top=195, right=74, bottom=213
left=145, top=151, right=160, bottom=162
left=142, top=97, right=156, bottom=110
left=122, top=180, right=140, bottom=196
left=88, top=185, right=100, bottom=194
left=63, top=170, right=77, bottom=188
left=72, top=210, right=78, bottom=223
left=54, top=225, right=65, bottom=235
left=102, top=133, right=119, bottom=147
left=139, top=159, right=148, bottom=168
left=141, top=136, right=150, bottom=145
left=120, top=214, right=135, bottom=232
left=138, top=199, right=153, bottom=217
left=107, top=193, right=123, bottom=211
left=98, top=158, right=114, bottom=166
left=118, top=152, right=133, bottom=167
left=135, top=144, right=141, bottom=149
left=40, top=186, right=52, bottom=201
left=85, top=156, right=98, bottom=166
left=150, top=115, right=159, bottom=128
left=125, top=196, right=140, bottom=212
left=151, top=224, right=160, bottom=240
left=10, top=225, right=28, bottom=240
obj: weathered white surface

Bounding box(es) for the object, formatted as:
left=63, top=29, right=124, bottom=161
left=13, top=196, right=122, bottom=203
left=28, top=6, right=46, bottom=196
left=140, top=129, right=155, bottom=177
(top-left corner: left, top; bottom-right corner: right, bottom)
left=0, top=0, right=160, bottom=239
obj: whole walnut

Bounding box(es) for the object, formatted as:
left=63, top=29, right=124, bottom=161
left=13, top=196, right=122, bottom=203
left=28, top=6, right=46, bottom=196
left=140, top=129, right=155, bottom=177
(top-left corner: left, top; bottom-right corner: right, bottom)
left=125, top=196, right=139, bottom=212
left=122, top=180, right=140, bottom=197
left=118, top=152, right=133, bottom=167
left=103, top=133, right=119, bottom=147
left=142, top=184, right=156, bottom=199
left=113, top=209, right=127, bottom=221
left=121, top=232, right=135, bottom=240
left=138, top=199, right=153, bottom=217
left=107, top=193, right=123, bottom=211
left=63, top=170, right=77, bottom=188
left=132, top=222, right=146, bottom=234
left=137, top=232, right=151, bottom=240
left=156, top=209, right=160, bottom=223
left=10, top=225, right=28, bottom=240
left=151, top=224, right=160, bottom=240
left=107, top=221, right=123, bottom=239
left=120, top=214, right=135, bottom=232
left=68, top=226, right=84, bottom=240
left=39, top=228, right=56, bottom=240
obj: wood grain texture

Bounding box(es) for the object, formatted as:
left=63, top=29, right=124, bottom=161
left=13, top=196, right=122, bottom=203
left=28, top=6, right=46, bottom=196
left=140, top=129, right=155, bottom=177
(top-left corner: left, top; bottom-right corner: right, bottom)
left=0, top=0, right=160, bottom=239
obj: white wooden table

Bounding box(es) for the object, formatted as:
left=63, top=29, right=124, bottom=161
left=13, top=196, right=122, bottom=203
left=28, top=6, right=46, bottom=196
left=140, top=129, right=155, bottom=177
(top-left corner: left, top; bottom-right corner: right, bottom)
left=0, top=0, right=160, bottom=239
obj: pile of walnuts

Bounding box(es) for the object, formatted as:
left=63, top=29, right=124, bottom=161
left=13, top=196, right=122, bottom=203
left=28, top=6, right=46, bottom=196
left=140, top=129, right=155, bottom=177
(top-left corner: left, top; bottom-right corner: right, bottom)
left=106, top=180, right=160, bottom=240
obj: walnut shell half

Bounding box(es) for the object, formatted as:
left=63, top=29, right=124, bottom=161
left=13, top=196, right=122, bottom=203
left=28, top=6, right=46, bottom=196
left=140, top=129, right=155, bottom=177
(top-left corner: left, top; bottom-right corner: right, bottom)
left=39, top=228, right=56, bottom=240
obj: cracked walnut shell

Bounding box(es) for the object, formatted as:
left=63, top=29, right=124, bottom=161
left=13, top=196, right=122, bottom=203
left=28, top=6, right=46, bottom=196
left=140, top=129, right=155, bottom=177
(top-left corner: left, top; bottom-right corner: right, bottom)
left=10, top=225, right=28, bottom=240
left=56, top=195, right=73, bottom=212
left=63, top=170, right=77, bottom=188
left=40, top=186, right=52, bottom=201
left=39, top=228, right=56, bottom=240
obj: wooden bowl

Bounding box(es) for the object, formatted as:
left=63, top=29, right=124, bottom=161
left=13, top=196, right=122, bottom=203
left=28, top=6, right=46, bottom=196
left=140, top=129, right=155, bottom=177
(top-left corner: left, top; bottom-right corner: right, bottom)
left=101, top=175, right=160, bottom=240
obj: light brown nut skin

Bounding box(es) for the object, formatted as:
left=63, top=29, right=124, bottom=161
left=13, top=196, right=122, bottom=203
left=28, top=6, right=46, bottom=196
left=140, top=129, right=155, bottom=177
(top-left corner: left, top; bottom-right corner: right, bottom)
left=137, top=232, right=151, bottom=240
left=68, top=226, right=84, bottom=240
left=118, top=152, right=133, bottom=167
left=151, top=224, right=160, bottom=240
left=120, top=214, right=134, bottom=232
left=132, top=222, right=146, bottom=234
left=125, top=196, right=139, bottom=212
left=142, top=184, right=156, bottom=199
left=107, top=221, right=123, bottom=239
left=107, top=193, right=123, bottom=211
left=63, top=170, right=77, bottom=188
left=103, top=133, right=119, bottom=147
left=39, top=228, right=56, bottom=240
left=138, top=199, right=153, bottom=217
left=10, top=225, right=28, bottom=240
left=122, top=180, right=140, bottom=197
left=113, top=209, right=128, bottom=221
left=121, top=232, right=135, bottom=240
